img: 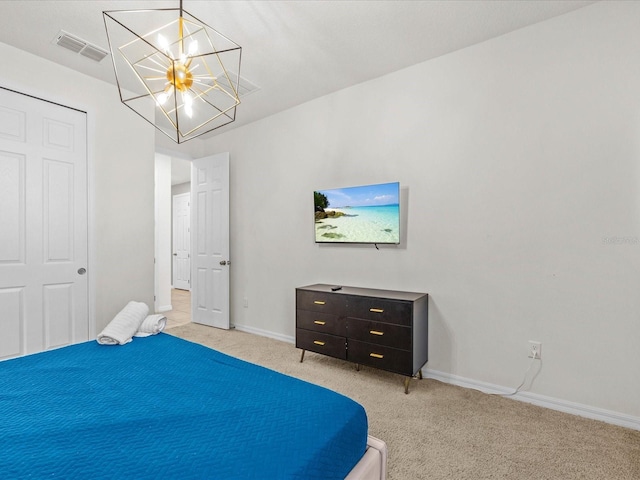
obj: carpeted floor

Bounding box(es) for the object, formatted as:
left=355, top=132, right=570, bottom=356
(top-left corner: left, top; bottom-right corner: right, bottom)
left=167, top=323, right=640, bottom=480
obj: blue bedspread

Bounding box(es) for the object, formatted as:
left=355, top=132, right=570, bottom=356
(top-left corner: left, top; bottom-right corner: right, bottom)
left=0, top=334, right=367, bottom=479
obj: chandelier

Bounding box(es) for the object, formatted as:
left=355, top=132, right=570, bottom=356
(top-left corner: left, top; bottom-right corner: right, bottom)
left=103, top=1, right=242, bottom=143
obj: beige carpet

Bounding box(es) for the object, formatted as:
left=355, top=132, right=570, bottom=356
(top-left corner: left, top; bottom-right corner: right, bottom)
left=167, top=323, right=640, bottom=480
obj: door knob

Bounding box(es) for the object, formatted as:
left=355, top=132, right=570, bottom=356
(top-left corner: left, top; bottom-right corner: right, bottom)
left=173, top=253, right=177, bottom=256
left=219, top=260, right=226, bottom=266
left=77, top=268, right=86, bottom=275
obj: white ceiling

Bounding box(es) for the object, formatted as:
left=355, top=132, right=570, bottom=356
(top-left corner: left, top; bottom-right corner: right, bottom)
left=0, top=0, right=596, bottom=141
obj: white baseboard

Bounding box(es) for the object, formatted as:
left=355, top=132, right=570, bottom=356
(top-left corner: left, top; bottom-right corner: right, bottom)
left=229, top=325, right=640, bottom=431
left=233, top=323, right=295, bottom=344
left=425, top=368, right=640, bottom=431
left=156, top=304, right=172, bottom=313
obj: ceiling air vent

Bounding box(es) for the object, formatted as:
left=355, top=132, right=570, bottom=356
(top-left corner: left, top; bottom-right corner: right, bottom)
left=207, top=71, right=260, bottom=98
left=54, top=30, right=109, bottom=62
left=80, top=44, right=109, bottom=62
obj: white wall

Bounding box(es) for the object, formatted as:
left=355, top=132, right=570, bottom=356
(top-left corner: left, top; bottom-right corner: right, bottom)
left=203, top=1, right=640, bottom=421
left=172, top=182, right=191, bottom=197
left=155, top=153, right=172, bottom=312
left=0, top=42, right=156, bottom=332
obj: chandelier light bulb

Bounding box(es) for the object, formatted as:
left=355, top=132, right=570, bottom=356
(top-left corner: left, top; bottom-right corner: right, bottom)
left=157, top=84, right=174, bottom=106
left=183, top=92, right=193, bottom=118
left=157, top=92, right=168, bottom=105
left=158, top=34, right=170, bottom=54
left=188, top=40, right=198, bottom=56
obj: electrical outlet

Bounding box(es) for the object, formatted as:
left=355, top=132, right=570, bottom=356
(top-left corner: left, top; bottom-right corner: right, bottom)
left=528, top=341, right=542, bottom=359
left=243, top=296, right=249, bottom=308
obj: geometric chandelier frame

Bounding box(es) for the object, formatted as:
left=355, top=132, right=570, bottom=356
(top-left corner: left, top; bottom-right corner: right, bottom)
left=103, top=1, right=241, bottom=143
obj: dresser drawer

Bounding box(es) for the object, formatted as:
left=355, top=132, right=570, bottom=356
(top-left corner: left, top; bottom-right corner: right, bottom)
left=296, top=290, right=346, bottom=314
left=346, top=296, right=412, bottom=326
left=296, top=329, right=347, bottom=360
left=347, top=339, right=413, bottom=376
left=347, top=317, right=411, bottom=350
left=297, top=310, right=346, bottom=336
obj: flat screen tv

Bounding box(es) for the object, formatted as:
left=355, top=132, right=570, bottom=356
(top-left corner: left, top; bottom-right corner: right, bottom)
left=314, top=181, right=400, bottom=244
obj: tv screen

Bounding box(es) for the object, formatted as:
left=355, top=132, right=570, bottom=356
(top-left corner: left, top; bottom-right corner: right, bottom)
left=314, top=182, right=400, bottom=244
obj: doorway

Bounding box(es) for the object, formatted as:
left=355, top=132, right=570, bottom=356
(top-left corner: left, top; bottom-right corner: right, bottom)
left=154, top=152, right=230, bottom=330
left=154, top=152, right=191, bottom=314
left=164, top=288, right=191, bottom=329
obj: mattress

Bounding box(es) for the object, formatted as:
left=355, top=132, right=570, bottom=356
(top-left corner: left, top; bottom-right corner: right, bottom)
left=0, top=333, right=368, bottom=479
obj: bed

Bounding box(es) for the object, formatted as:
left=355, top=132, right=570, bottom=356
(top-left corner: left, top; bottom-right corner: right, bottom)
left=0, top=333, right=387, bottom=479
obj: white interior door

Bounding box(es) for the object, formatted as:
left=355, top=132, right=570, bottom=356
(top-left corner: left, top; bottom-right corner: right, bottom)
left=0, top=87, right=88, bottom=360
left=190, top=152, right=230, bottom=329
left=172, top=192, right=190, bottom=290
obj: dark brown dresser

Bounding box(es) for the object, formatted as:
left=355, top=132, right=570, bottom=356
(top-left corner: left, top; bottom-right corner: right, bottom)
left=295, top=284, right=429, bottom=393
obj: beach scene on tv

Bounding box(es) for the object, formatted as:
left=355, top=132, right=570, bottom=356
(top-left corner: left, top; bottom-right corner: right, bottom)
left=314, top=182, right=400, bottom=243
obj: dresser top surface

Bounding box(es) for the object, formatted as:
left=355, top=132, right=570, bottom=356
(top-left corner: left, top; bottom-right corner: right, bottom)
left=297, top=284, right=428, bottom=302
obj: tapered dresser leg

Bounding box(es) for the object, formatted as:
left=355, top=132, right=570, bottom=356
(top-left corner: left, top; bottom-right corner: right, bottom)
left=299, top=349, right=305, bottom=363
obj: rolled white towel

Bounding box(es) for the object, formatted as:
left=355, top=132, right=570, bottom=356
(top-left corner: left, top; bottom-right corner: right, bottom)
left=134, top=314, right=167, bottom=337
left=97, top=301, right=149, bottom=345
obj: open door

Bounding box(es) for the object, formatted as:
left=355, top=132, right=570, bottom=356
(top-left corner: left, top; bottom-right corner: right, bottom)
left=190, top=152, right=230, bottom=329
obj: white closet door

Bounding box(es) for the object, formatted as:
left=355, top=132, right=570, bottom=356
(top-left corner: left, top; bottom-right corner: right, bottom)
left=0, top=88, right=88, bottom=360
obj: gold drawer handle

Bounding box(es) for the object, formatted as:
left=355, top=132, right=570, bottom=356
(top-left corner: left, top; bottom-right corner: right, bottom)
left=313, top=340, right=325, bottom=346
left=314, top=320, right=326, bottom=325
left=314, top=301, right=326, bottom=305
left=369, top=308, right=384, bottom=313
left=369, top=330, right=384, bottom=336
left=370, top=353, right=384, bottom=359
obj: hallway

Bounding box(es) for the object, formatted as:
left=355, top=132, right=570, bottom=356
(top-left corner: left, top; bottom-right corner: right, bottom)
left=164, top=289, right=191, bottom=329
